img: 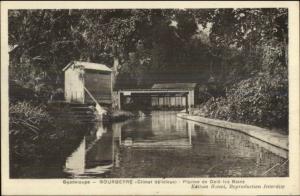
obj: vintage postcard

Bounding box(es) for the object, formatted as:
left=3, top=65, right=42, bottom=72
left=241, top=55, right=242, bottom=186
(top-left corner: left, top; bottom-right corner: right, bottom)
left=1, top=1, right=299, bottom=195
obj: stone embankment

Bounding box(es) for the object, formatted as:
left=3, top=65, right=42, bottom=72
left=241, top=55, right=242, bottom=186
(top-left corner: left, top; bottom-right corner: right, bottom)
left=177, top=113, right=288, bottom=150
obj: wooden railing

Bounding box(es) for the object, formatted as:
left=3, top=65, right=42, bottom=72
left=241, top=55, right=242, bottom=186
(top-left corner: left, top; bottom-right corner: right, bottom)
left=84, top=86, right=99, bottom=105
left=84, top=86, right=106, bottom=115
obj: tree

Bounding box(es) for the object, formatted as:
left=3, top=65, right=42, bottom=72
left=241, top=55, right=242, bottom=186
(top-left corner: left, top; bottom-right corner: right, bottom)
left=9, top=8, right=288, bottom=95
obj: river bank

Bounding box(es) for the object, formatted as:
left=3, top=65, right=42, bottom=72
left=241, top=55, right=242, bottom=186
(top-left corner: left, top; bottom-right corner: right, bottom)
left=177, top=112, right=288, bottom=150
left=9, top=101, right=95, bottom=178
left=9, top=100, right=138, bottom=178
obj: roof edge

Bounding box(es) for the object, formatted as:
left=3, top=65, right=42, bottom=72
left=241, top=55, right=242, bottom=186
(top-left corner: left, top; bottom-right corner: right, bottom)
left=62, top=61, right=112, bottom=72
left=62, top=61, right=74, bottom=71
left=152, top=83, right=197, bottom=89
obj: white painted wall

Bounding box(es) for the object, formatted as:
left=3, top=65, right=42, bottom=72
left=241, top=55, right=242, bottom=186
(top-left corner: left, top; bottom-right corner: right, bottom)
left=64, top=65, right=85, bottom=103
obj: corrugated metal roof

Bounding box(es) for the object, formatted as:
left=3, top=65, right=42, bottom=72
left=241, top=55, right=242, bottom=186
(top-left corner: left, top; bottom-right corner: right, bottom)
left=63, top=61, right=112, bottom=72
left=152, top=83, right=197, bottom=90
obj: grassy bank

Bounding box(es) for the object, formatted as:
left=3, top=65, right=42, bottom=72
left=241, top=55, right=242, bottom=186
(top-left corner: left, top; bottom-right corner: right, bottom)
left=9, top=98, right=139, bottom=178
left=9, top=101, right=93, bottom=178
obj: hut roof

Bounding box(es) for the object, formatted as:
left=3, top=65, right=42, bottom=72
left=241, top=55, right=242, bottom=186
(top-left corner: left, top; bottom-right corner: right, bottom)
left=152, top=83, right=197, bottom=90
left=62, top=61, right=112, bottom=72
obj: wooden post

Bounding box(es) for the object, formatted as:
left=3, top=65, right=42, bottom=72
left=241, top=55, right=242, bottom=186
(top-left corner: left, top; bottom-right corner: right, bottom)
left=185, top=94, right=189, bottom=113
left=189, top=92, right=192, bottom=114
left=118, top=92, right=122, bottom=110
left=188, top=122, right=192, bottom=145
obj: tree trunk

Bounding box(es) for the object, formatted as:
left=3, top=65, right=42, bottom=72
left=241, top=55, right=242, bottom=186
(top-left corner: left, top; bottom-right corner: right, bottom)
left=112, top=56, right=119, bottom=88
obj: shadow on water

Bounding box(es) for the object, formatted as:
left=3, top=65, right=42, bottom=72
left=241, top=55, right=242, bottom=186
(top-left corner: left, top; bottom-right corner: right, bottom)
left=63, top=111, right=288, bottom=178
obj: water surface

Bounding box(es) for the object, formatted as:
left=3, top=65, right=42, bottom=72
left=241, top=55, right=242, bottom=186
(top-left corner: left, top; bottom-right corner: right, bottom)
left=64, top=111, right=288, bottom=178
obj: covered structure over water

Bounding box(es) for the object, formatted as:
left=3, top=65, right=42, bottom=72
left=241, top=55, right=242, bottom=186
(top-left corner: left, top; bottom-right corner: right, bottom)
left=118, top=83, right=197, bottom=112
left=151, top=83, right=197, bottom=108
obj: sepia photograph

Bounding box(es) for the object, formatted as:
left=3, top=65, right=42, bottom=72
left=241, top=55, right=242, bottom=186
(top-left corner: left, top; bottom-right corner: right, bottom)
left=1, top=1, right=299, bottom=195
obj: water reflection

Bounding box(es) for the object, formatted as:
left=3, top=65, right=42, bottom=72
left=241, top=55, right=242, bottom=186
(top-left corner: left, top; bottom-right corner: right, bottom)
left=64, top=111, right=288, bottom=178
left=119, top=112, right=192, bottom=148
left=64, top=138, right=86, bottom=176
left=64, top=123, right=114, bottom=178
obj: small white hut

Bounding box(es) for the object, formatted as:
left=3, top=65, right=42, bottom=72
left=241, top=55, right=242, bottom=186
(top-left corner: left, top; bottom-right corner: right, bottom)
left=62, top=61, right=112, bottom=105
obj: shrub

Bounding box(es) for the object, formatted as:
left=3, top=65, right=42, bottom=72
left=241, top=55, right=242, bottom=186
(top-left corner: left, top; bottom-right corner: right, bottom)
left=9, top=101, right=51, bottom=165
left=9, top=101, right=50, bottom=140
left=198, top=68, right=288, bottom=131
left=9, top=101, right=93, bottom=177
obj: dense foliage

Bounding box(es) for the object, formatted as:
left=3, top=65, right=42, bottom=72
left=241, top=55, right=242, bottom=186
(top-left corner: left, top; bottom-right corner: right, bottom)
left=194, top=69, right=288, bottom=130
left=189, top=9, right=287, bottom=131
left=9, top=8, right=288, bottom=130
